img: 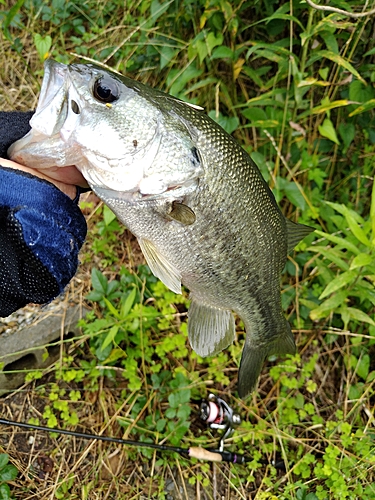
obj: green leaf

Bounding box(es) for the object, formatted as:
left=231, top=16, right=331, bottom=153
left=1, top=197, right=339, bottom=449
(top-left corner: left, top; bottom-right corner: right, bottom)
left=307, top=50, right=365, bottom=83
left=34, top=33, right=52, bottom=62
left=241, top=107, right=267, bottom=122
left=265, top=12, right=304, bottom=31
left=150, top=0, right=171, bottom=22
left=319, top=270, right=357, bottom=300
left=350, top=253, right=373, bottom=270
left=206, top=32, right=223, bottom=56
left=102, top=347, right=126, bottom=364
left=102, top=297, right=121, bottom=320
left=168, top=66, right=203, bottom=96
left=156, top=419, right=166, bottom=432
left=251, top=48, right=285, bottom=64
left=0, top=465, right=18, bottom=482
left=0, top=455, right=9, bottom=471
left=321, top=32, right=339, bottom=54
left=325, top=202, right=371, bottom=247
left=314, top=229, right=361, bottom=256
left=357, top=354, right=370, bottom=380
left=211, top=46, right=233, bottom=60
left=283, top=182, right=307, bottom=211
left=85, top=290, right=103, bottom=302
left=91, top=268, right=107, bottom=295
left=318, top=118, right=340, bottom=145
left=246, top=41, right=291, bottom=60
left=100, top=325, right=119, bottom=352
left=241, top=66, right=265, bottom=88
left=120, top=287, right=137, bottom=318
left=349, top=99, right=375, bottom=117
left=177, top=405, right=191, bottom=420
left=241, top=89, right=286, bottom=108
left=186, top=77, right=218, bottom=94
left=245, top=119, right=280, bottom=128
left=159, top=46, right=178, bottom=70
left=349, top=80, right=374, bottom=103
left=168, top=392, right=179, bottom=408
left=2, top=0, right=25, bottom=42
left=345, top=307, right=375, bottom=327
left=345, top=215, right=371, bottom=247
left=364, top=46, right=375, bottom=57
left=307, top=246, right=349, bottom=271
left=177, top=388, right=190, bottom=404
left=165, top=407, right=176, bottom=419
left=338, top=122, right=355, bottom=150
left=0, top=483, right=11, bottom=500
left=299, top=100, right=351, bottom=119
left=195, top=39, right=208, bottom=64
left=310, top=290, right=347, bottom=321
left=103, top=205, right=116, bottom=226
left=319, top=67, right=329, bottom=80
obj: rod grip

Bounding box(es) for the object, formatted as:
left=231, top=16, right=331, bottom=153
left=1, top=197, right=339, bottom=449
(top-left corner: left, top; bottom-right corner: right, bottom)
left=188, top=447, right=223, bottom=462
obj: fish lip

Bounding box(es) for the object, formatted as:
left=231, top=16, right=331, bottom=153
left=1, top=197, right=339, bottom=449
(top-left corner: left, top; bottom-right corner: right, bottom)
left=8, top=59, right=70, bottom=162
left=92, top=178, right=199, bottom=203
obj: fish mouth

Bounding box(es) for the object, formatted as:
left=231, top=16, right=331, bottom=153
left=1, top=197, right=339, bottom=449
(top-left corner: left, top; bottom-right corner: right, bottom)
left=92, top=178, right=199, bottom=203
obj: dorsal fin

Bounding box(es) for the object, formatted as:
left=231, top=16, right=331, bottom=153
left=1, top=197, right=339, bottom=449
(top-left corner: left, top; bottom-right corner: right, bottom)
left=138, top=238, right=182, bottom=294
left=285, top=218, right=314, bottom=253
left=188, top=297, right=236, bottom=357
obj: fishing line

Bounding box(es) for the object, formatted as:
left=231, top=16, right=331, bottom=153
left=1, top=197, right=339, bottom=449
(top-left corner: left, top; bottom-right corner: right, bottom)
left=0, top=394, right=285, bottom=468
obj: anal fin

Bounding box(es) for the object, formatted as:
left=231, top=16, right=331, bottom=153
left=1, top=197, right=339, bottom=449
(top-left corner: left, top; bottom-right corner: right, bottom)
left=138, top=238, right=182, bottom=294
left=188, top=297, right=235, bottom=357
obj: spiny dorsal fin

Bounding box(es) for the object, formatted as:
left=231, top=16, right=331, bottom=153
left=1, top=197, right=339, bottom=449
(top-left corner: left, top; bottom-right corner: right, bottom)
left=188, top=297, right=236, bottom=357
left=169, top=202, right=196, bottom=226
left=183, top=101, right=204, bottom=111
left=138, top=238, right=182, bottom=294
left=285, top=218, right=314, bottom=253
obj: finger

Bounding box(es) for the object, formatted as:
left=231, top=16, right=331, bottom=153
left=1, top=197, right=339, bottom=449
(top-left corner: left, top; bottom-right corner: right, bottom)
left=36, top=165, right=89, bottom=188
left=0, top=158, right=78, bottom=200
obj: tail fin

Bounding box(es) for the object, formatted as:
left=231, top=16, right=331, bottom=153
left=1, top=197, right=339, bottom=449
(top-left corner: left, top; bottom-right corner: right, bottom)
left=237, top=321, right=296, bottom=399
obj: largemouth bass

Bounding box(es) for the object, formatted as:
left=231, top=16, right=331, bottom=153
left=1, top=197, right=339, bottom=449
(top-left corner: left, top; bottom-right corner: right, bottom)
left=9, top=60, right=313, bottom=398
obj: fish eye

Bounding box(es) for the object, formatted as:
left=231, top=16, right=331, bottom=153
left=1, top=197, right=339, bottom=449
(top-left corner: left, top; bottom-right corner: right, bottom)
left=93, top=76, right=119, bottom=104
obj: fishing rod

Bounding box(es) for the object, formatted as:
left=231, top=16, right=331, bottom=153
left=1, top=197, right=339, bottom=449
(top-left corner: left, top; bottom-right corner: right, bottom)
left=0, top=394, right=285, bottom=468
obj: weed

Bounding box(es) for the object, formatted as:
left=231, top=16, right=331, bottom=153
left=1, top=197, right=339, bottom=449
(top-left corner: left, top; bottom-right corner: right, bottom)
left=0, top=455, right=18, bottom=500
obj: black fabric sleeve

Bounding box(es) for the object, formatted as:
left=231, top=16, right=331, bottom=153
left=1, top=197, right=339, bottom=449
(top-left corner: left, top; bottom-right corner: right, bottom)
left=0, top=111, right=87, bottom=317
left=0, top=111, right=35, bottom=158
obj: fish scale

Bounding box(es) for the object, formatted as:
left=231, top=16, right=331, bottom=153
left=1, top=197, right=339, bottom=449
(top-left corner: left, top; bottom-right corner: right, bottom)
left=9, top=59, right=314, bottom=398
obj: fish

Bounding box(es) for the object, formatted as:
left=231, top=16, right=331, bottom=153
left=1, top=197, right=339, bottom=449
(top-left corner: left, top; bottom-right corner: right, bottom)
left=8, top=59, right=314, bottom=398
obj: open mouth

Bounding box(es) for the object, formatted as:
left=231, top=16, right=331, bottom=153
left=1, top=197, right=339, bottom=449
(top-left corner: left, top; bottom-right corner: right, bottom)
left=92, top=177, right=199, bottom=203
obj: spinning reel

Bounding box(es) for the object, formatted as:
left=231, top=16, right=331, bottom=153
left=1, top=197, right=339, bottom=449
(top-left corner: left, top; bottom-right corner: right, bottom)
left=200, top=393, right=241, bottom=451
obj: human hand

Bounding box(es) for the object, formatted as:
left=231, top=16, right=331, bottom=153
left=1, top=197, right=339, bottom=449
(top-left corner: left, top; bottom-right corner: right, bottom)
left=0, top=158, right=88, bottom=200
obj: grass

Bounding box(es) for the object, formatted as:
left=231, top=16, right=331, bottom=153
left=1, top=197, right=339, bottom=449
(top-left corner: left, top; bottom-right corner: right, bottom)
left=0, top=0, right=375, bottom=498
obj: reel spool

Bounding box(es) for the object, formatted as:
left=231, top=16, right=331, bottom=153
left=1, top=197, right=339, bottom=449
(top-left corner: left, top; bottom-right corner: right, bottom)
left=200, top=393, right=241, bottom=451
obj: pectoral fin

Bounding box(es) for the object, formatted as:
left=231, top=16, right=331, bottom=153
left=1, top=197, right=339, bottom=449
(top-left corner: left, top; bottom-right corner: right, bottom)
left=188, top=297, right=236, bottom=357
left=138, top=238, right=182, bottom=294
left=169, top=202, right=196, bottom=226
left=285, top=218, right=314, bottom=253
